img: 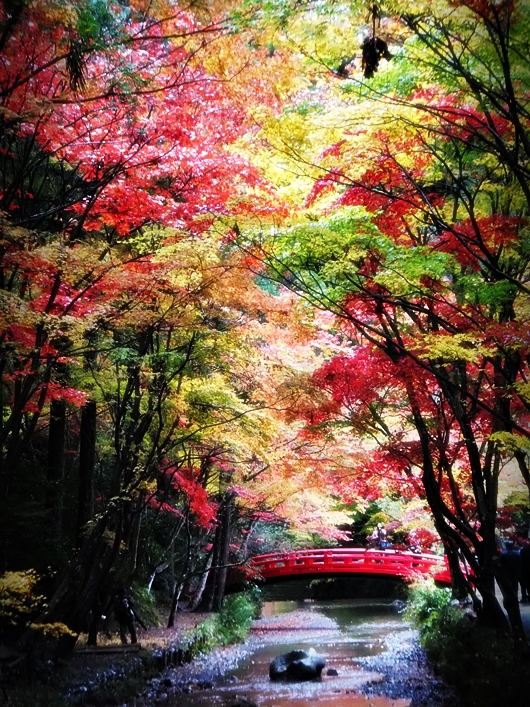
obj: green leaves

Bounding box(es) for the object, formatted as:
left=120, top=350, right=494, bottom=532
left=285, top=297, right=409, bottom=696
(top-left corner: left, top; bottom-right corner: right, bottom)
left=489, top=431, right=530, bottom=454
left=267, top=207, right=453, bottom=304
left=108, top=346, right=139, bottom=367
left=455, top=276, right=518, bottom=308
left=421, top=332, right=495, bottom=365
left=75, top=0, right=122, bottom=46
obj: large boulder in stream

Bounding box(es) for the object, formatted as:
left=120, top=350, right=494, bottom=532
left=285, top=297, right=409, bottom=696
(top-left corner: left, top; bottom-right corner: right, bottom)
left=269, top=648, right=325, bottom=682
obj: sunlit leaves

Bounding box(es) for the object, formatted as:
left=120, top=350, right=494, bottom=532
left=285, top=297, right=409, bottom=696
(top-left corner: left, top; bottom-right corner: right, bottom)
left=420, top=332, right=496, bottom=364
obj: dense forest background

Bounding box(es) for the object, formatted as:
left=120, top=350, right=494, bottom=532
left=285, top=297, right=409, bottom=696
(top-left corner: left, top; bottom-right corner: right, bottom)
left=1, top=0, right=530, bottom=653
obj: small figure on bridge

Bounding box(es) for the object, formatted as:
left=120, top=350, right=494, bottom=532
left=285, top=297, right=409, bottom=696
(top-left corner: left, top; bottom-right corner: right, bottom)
left=376, top=524, right=388, bottom=549
left=368, top=523, right=389, bottom=549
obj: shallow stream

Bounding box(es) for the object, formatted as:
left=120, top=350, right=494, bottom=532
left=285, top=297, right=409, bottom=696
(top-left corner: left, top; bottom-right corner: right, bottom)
left=172, top=599, right=433, bottom=707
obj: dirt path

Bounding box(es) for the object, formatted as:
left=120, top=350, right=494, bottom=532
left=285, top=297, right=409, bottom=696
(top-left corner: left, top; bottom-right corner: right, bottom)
left=75, top=611, right=208, bottom=651
left=30, top=613, right=212, bottom=706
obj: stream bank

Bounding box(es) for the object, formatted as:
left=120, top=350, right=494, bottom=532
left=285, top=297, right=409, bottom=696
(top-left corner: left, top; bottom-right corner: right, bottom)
left=357, top=629, right=460, bottom=707
left=126, top=604, right=461, bottom=707
left=3, top=603, right=460, bottom=707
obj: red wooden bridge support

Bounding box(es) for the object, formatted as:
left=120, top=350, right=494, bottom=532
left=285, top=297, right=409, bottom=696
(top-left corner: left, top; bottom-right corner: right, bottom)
left=249, top=548, right=452, bottom=586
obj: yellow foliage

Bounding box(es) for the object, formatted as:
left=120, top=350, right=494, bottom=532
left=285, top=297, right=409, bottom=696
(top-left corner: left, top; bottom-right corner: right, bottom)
left=514, top=381, right=530, bottom=403
left=420, top=333, right=495, bottom=364
left=0, top=570, right=45, bottom=625
left=30, top=622, right=77, bottom=638
left=490, top=431, right=530, bottom=453
left=29, top=0, right=78, bottom=27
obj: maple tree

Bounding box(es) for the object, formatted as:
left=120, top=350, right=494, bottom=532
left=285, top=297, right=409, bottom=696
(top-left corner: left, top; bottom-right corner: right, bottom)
left=235, top=0, right=530, bottom=651
left=0, top=0, right=320, bottom=640
left=3, top=0, right=530, bottom=664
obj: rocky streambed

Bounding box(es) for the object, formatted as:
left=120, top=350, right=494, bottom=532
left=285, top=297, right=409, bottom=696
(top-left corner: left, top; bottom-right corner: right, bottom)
left=122, top=603, right=461, bottom=707
left=357, top=628, right=460, bottom=707
left=32, top=600, right=462, bottom=707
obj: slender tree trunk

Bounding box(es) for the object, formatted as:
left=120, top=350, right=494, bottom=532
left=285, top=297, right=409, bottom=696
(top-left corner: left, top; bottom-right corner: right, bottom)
left=197, top=530, right=222, bottom=612
left=167, top=581, right=183, bottom=628
left=213, top=495, right=233, bottom=612
left=147, top=561, right=169, bottom=593
left=444, top=541, right=470, bottom=601
left=168, top=536, right=176, bottom=595
left=189, top=553, right=213, bottom=612
left=127, top=491, right=145, bottom=576
left=77, top=400, right=96, bottom=546
left=406, top=379, right=513, bottom=632
left=46, top=399, right=66, bottom=539
left=196, top=494, right=234, bottom=612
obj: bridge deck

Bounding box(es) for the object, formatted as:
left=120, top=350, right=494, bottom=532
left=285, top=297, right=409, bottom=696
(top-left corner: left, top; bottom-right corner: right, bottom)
left=250, top=548, right=451, bottom=585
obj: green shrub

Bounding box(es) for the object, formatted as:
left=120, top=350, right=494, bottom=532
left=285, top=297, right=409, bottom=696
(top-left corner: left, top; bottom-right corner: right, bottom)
left=131, top=584, right=162, bottom=628
left=188, top=589, right=261, bottom=655
left=216, top=592, right=256, bottom=643
left=407, top=580, right=530, bottom=707
left=406, top=580, right=456, bottom=648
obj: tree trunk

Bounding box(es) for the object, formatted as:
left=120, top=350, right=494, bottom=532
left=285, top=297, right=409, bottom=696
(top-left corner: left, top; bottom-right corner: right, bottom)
left=406, top=381, right=516, bottom=635
left=46, top=399, right=66, bottom=539
left=444, top=541, right=473, bottom=601
left=213, top=495, right=233, bottom=612
left=127, top=491, right=145, bottom=576
left=197, top=524, right=222, bottom=612
left=167, top=581, right=183, bottom=629
left=18, top=506, right=126, bottom=649
left=196, top=495, right=234, bottom=613
left=77, top=400, right=96, bottom=546
left=189, top=553, right=213, bottom=612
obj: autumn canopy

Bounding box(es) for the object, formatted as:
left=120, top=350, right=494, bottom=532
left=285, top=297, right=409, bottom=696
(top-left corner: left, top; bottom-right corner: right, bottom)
left=1, top=0, right=530, bottom=650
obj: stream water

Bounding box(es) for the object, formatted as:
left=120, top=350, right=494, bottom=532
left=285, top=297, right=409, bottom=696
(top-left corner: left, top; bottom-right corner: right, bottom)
left=171, top=599, right=435, bottom=707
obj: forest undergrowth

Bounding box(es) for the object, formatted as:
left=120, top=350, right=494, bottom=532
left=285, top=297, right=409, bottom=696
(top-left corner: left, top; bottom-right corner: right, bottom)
left=2, top=591, right=260, bottom=707
left=407, top=582, right=530, bottom=707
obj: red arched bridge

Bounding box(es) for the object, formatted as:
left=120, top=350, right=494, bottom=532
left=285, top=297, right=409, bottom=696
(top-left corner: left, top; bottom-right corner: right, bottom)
left=249, top=548, right=451, bottom=585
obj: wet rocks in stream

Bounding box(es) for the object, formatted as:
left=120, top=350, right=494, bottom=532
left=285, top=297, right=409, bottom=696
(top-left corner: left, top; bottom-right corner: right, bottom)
left=269, top=647, right=326, bottom=681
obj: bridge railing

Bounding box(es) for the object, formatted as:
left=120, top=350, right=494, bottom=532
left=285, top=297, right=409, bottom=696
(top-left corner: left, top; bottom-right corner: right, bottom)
left=250, top=548, right=451, bottom=584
